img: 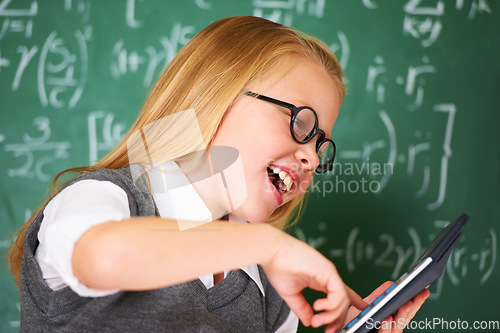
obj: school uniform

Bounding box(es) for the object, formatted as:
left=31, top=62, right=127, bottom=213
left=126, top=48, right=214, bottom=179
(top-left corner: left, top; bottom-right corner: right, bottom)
left=21, top=163, right=298, bottom=332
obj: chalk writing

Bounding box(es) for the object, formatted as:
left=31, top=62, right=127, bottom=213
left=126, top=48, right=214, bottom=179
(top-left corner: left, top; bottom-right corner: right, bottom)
left=329, top=31, right=350, bottom=71
left=455, top=0, right=492, bottom=20
left=1, top=0, right=91, bottom=108
left=295, top=222, right=328, bottom=249
left=335, top=102, right=455, bottom=211
left=125, top=0, right=143, bottom=28
left=401, top=56, right=436, bottom=111
left=4, top=117, right=71, bottom=181
left=252, top=0, right=325, bottom=26
left=427, top=221, right=497, bottom=299
left=366, top=55, right=436, bottom=110
left=0, top=0, right=37, bottom=16
left=403, top=0, right=444, bottom=48
left=0, top=0, right=37, bottom=40
left=295, top=220, right=497, bottom=299
left=11, top=45, right=37, bottom=90
left=8, top=303, right=19, bottom=328
left=366, top=56, right=386, bottom=104
left=63, top=0, right=91, bottom=24
left=364, top=0, right=492, bottom=47
left=361, top=0, right=377, bottom=9
left=88, top=111, right=127, bottom=165
left=194, top=0, right=212, bottom=10
left=426, top=104, right=455, bottom=210
left=327, top=51, right=453, bottom=210
left=110, top=22, right=194, bottom=87
left=0, top=48, right=9, bottom=71
left=334, top=110, right=396, bottom=194
left=37, top=28, right=90, bottom=109
left=327, top=226, right=421, bottom=281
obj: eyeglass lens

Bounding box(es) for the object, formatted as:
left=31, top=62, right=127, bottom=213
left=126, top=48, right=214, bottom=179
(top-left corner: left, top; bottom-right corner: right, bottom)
left=292, top=107, right=316, bottom=141
left=317, top=140, right=334, bottom=167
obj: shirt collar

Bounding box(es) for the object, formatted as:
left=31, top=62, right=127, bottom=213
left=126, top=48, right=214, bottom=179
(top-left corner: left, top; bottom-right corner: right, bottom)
left=146, top=160, right=212, bottom=223
left=145, top=161, right=265, bottom=296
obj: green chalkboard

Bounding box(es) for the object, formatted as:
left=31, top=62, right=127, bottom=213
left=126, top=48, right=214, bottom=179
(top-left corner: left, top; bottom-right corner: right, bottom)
left=1, top=1, right=499, bottom=332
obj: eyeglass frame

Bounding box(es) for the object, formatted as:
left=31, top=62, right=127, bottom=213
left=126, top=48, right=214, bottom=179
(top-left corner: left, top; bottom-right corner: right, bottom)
left=245, top=91, right=336, bottom=174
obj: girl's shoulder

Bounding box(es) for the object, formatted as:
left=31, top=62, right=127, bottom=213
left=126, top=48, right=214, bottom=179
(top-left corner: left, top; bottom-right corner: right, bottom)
left=63, top=164, right=145, bottom=191
left=57, top=164, right=156, bottom=216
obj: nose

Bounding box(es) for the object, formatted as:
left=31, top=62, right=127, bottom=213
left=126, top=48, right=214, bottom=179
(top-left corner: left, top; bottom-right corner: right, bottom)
left=295, top=140, right=319, bottom=173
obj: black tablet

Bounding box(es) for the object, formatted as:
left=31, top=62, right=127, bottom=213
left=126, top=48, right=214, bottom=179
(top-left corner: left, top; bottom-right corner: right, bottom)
left=338, top=213, right=470, bottom=333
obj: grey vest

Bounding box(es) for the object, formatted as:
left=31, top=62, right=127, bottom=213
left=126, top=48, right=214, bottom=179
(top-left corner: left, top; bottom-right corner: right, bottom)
left=20, top=165, right=291, bottom=332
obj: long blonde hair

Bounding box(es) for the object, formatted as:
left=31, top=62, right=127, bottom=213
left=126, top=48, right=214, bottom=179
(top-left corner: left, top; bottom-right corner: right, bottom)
left=8, top=16, right=345, bottom=287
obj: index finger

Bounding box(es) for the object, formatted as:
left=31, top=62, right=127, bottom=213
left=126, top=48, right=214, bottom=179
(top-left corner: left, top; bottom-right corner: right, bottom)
left=344, top=283, right=369, bottom=310
left=364, top=281, right=395, bottom=303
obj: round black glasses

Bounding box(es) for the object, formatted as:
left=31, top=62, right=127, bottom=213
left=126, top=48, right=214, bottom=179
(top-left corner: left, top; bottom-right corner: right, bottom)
left=245, top=91, right=336, bottom=174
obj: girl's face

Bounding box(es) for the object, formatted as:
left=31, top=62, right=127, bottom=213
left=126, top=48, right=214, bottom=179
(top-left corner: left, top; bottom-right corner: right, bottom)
left=211, top=56, right=341, bottom=223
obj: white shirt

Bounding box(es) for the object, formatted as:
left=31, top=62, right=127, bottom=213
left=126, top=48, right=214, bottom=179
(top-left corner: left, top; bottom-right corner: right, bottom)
left=35, top=162, right=298, bottom=331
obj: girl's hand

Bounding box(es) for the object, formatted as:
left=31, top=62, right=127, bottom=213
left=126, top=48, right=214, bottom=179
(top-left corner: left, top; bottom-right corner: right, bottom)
left=343, top=281, right=431, bottom=333
left=260, top=233, right=367, bottom=332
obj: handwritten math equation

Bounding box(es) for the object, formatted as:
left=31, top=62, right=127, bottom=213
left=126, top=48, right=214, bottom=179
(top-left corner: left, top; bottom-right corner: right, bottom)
left=110, top=22, right=194, bottom=88
left=0, top=0, right=91, bottom=109
left=247, top=0, right=492, bottom=212
left=0, top=0, right=126, bottom=179
left=326, top=2, right=489, bottom=212
left=363, top=0, right=492, bottom=47
left=3, top=117, right=70, bottom=181
left=295, top=220, right=497, bottom=299
left=4, top=111, right=126, bottom=181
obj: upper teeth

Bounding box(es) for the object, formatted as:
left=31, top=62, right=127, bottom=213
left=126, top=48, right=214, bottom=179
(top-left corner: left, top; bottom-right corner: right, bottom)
left=272, top=167, right=293, bottom=191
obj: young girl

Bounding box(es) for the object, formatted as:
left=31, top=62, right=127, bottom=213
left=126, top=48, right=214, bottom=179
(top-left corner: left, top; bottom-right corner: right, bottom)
left=8, top=16, right=429, bottom=332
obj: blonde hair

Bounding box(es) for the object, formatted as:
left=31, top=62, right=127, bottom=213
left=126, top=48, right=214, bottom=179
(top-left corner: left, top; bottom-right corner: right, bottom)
left=8, top=16, right=345, bottom=287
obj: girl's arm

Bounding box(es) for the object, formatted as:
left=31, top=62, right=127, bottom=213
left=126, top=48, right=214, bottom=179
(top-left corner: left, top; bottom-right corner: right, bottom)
left=73, top=217, right=282, bottom=291
left=72, top=217, right=365, bottom=331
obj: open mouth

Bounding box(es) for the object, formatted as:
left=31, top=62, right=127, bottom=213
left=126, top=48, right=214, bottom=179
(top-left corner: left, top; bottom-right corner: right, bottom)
left=267, top=165, right=295, bottom=194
